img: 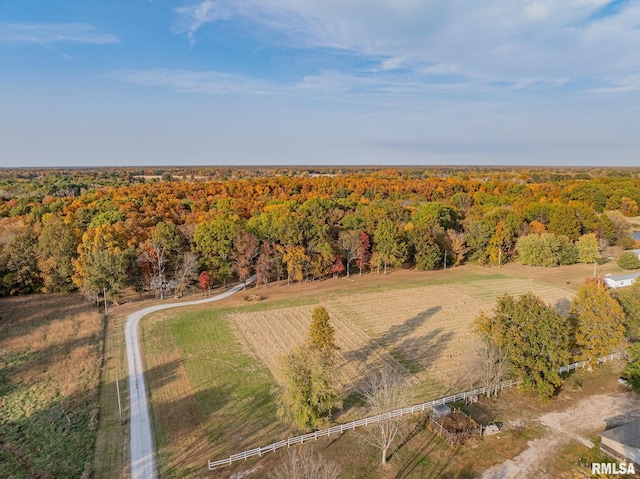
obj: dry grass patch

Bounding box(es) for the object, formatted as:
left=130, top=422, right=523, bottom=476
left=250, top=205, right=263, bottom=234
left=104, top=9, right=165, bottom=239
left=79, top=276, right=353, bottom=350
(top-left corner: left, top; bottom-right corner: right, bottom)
left=233, top=277, right=574, bottom=405
left=232, top=305, right=413, bottom=394
left=0, top=294, right=103, bottom=479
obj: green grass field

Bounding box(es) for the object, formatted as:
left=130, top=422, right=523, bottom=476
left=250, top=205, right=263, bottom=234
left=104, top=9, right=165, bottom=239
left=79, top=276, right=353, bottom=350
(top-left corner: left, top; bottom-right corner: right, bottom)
left=141, top=266, right=581, bottom=478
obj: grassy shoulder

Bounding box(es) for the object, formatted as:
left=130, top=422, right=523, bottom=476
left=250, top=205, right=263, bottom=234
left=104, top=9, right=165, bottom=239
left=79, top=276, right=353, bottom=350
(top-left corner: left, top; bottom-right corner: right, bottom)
left=0, top=294, right=103, bottom=479
left=142, top=306, right=291, bottom=479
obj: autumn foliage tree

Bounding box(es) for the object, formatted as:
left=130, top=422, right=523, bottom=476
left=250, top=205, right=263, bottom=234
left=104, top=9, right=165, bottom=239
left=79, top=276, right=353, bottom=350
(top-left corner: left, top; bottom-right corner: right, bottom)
left=255, top=242, right=273, bottom=288
left=37, top=216, right=78, bottom=293
left=372, top=219, right=407, bottom=274
left=570, top=279, right=626, bottom=366
left=231, top=229, right=259, bottom=284
left=475, top=293, right=570, bottom=399
left=355, top=232, right=371, bottom=275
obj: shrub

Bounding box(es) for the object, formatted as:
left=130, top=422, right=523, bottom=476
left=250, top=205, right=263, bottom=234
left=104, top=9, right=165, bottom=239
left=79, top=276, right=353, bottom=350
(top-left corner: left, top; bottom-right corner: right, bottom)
left=618, top=251, right=640, bottom=270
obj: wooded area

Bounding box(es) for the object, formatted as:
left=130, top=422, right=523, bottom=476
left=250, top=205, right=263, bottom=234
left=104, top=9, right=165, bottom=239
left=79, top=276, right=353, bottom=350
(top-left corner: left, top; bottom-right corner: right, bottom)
left=1, top=166, right=639, bottom=299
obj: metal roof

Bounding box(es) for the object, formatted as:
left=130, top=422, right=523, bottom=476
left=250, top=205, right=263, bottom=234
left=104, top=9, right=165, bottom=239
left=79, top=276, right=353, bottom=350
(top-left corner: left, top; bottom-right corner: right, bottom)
left=600, top=420, right=640, bottom=448
left=605, top=272, right=640, bottom=282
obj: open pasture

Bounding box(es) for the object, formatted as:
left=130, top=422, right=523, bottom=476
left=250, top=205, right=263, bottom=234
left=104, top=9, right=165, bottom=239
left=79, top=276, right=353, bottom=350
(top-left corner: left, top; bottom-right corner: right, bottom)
left=232, top=277, right=574, bottom=400
left=0, top=294, right=103, bottom=479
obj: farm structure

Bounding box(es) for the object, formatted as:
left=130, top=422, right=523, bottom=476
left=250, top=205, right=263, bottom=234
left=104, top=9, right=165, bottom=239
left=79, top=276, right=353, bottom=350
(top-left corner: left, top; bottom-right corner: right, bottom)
left=604, top=272, right=640, bottom=289
left=599, top=420, right=640, bottom=465
left=428, top=409, right=482, bottom=446
left=232, top=277, right=574, bottom=400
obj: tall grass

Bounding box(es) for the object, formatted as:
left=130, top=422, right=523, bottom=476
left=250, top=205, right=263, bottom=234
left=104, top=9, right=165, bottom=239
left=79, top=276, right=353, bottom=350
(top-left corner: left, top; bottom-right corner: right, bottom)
left=0, top=295, right=103, bottom=479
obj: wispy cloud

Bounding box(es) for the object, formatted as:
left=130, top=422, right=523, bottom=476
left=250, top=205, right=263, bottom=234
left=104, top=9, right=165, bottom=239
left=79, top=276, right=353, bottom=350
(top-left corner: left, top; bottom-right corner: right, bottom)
left=112, top=69, right=273, bottom=94
left=173, top=0, right=640, bottom=93
left=113, top=66, right=487, bottom=100
left=0, top=22, right=119, bottom=45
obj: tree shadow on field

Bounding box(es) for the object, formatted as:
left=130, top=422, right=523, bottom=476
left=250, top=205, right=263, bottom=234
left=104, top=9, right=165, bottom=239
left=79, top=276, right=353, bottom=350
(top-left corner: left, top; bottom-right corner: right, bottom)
left=143, top=359, right=234, bottom=478
left=392, top=422, right=465, bottom=479
left=393, top=328, right=454, bottom=375
left=0, top=297, right=95, bottom=339
left=0, top=385, right=101, bottom=479
left=341, top=306, right=453, bottom=398
left=1, top=332, right=104, bottom=397
left=377, top=306, right=442, bottom=349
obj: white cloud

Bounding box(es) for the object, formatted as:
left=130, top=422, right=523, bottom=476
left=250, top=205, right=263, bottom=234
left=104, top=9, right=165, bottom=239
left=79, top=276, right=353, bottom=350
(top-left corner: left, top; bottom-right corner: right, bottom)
left=174, top=0, right=640, bottom=92
left=112, top=69, right=274, bottom=94
left=0, top=23, right=119, bottom=45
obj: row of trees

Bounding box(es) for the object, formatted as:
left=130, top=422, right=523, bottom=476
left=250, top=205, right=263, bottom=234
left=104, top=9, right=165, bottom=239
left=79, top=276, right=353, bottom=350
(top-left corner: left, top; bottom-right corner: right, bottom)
left=475, top=278, right=637, bottom=399
left=1, top=172, right=639, bottom=298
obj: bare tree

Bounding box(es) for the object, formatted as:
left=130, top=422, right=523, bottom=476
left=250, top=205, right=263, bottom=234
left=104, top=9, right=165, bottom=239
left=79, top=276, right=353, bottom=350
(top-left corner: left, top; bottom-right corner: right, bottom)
left=337, top=230, right=360, bottom=277
left=446, top=229, right=468, bottom=266
left=174, top=252, right=199, bottom=297
left=268, top=446, right=341, bottom=479
left=255, top=241, right=273, bottom=288
left=231, top=229, right=259, bottom=284
left=475, top=335, right=510, bottom=398
left=357, top=366, right=410, bottom=466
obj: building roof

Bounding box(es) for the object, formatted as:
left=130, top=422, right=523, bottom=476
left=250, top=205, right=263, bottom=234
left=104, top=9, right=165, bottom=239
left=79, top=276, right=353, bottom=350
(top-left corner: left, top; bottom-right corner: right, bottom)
left=600, top=420, right=640, bottom=448
left=432, top=404, right=451, bottom=416
left=605, top=272, right=640, bottom=282
left=629, top=249, right=640, bottom=255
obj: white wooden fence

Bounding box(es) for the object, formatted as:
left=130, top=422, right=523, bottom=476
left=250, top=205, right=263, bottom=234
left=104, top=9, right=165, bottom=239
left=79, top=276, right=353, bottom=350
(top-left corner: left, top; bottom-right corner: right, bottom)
left=207, top=351, right=624, bottom=469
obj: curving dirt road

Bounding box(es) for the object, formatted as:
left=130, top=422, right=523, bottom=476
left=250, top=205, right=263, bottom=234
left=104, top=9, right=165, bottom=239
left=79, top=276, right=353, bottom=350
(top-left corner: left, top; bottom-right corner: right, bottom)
left=125, top=277, right=255, bottom=479
left=478, top=391, right=640, bottom=479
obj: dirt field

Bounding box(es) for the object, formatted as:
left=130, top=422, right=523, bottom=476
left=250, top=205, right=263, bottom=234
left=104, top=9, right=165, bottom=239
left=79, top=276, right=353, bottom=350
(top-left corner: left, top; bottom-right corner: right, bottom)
left=480, top=390, right=640, bottom=479
left=231, top=276, right=575, bottom=402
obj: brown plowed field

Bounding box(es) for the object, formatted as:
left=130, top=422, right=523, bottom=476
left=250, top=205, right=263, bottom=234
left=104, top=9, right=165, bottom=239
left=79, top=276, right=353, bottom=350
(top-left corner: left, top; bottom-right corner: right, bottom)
left=232, top=277, right=574, bottom=400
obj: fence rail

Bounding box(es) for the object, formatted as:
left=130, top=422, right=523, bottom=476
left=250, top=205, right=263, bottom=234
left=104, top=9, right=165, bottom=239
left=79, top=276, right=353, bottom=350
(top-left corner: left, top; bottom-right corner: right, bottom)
left=208, top=351, right=624, bottom=469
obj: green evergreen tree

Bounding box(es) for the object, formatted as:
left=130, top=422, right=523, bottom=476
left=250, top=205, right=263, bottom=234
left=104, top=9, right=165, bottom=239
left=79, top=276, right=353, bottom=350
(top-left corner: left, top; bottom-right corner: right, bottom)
left=308, top=306, right=337, bottom=351
left=277, top=347, right=342, bottom=431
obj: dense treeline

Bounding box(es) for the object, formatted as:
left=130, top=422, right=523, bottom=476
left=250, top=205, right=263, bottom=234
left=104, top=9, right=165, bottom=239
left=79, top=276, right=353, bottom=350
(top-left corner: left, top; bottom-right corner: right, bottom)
left=0, top=168, right=639, bottom=299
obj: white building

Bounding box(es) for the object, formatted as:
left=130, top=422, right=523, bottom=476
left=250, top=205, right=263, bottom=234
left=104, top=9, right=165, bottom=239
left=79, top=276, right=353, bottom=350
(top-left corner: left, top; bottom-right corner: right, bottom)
left=604, top=272, right=640, bottom=289
left=600, top=420, right=640, bottom=466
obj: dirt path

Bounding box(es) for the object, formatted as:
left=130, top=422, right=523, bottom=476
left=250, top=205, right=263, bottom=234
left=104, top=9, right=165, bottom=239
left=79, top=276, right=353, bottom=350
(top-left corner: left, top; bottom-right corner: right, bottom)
left=478, top=392, right=640, bottom=479
left=125, top=277, right=254, bottom=479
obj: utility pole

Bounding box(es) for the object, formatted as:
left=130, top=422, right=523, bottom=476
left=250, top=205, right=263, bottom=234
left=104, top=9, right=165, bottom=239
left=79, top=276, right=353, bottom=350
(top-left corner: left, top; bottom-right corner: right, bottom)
left=116, top=375, right=123, bottom=423
left=103, top=287, right=108, bottom=315
left=593, top=261, right=597, bottom=278
left=443, top=250, right=447, bottom=270
left=498, top=249, right=502, bottom=268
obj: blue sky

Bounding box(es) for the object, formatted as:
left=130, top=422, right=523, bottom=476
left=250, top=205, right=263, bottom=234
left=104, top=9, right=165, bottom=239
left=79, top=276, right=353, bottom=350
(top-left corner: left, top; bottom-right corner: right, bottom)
left=1, top=0, right=639, bottom=167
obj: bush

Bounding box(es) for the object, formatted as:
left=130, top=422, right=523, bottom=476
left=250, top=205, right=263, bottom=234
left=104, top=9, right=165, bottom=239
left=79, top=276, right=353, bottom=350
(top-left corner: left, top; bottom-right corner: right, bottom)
left=618, top=251, right=640, bottom=270
left=618, top=235, right=637, bottom=250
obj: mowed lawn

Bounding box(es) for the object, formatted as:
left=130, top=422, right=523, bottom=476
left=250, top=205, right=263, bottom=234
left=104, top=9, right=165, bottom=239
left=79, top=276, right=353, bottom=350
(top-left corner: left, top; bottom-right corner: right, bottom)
left=142, top=306, right=291, bottom=479
left=142, top=268, right=577, bottom=478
